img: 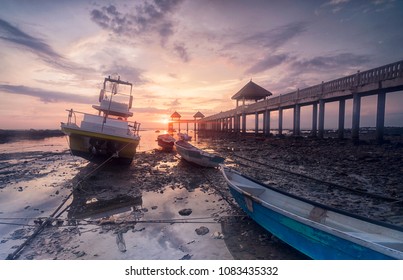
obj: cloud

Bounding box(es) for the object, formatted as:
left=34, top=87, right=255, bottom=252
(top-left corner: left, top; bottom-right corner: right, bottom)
left=0, top=84, right=93, bottom=104
left=248, top=52, right=372, bottom=94
left=291, top=53, right=371, bottom=72
left=265, top=52, right=372, bottom=92
left=317, top=0, right=395, bottom=15
left=133, top=107, right=168, bottom=114
left=173, top=42, right=190, bottom=63
left=0, top=18, right=62, bottom=59
left=100, top=64, right=148, bottom=85
left=325, top=0, right=350, bottom=6
left=222, top=21, right=307, bottom=74
left=163, top=98, right=181, bottom=108
left=245, top=53, right=289, bottom=75
left=0, top=18, right=92, bottom=74
left=227, top=21, right=307, bottom=51
left=90, top=0, right=183, bottom=44
left=90, top=1, right=188, bottom=62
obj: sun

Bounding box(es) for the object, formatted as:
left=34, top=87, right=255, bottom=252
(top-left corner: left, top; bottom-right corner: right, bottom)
left=160, top=116, right=170, bottom=124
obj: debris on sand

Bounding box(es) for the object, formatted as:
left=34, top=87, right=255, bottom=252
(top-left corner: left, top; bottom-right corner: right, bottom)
left=195, top=226, right=209, bottom=235
left=116, top=231, right=127, bottom=252
left=212, top=231, right=225, bottom=239
left=178, top=208, right=192, bottom=216
left=180, top=253, right=192, bottom=260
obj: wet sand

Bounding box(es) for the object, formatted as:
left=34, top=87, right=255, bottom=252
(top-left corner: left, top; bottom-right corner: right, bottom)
left=1, top=130, right=402, bottom=260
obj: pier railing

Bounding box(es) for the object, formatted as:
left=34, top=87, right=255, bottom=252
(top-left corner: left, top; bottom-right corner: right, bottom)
left=203, top=60, right=403, bottom=121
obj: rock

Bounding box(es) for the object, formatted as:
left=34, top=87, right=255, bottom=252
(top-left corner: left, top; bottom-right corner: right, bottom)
left=212, top=231, right=225, bottom=239
left=180, top=254, right=192, bottom=260
left=178, top=208, right=192, bottom=216
left=25, top=254, right=34, bottom=260
left=76, top=251, right=86, bottom=258
left=10, top=229, right=28, bottom=240
left=195, top=226, right=209, bottom=235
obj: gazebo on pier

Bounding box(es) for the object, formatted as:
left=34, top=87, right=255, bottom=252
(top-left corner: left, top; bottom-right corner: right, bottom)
left=193, top=111, right=205, bottom=131
left=231, top=80, right=273, bottom=133
left=168, top=111, right=181, bottom=132
left=232, top=80, right=273, bottom=107
left=167, top=111, right=205, bottom=134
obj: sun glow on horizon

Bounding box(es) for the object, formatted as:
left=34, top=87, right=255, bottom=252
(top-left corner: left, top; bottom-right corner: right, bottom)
left=160, top=116, right=170, bottom=124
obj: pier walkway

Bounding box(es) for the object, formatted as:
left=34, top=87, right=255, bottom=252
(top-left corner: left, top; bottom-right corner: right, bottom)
left=199, top=60, right=403, bottom=142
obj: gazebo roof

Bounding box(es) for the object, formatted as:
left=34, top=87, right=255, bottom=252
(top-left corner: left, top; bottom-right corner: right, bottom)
left=193, top=111, right=205, bottom=118
left=170, top=111, right=181, bottom=119
left=231, top=80, right=272, bottom=101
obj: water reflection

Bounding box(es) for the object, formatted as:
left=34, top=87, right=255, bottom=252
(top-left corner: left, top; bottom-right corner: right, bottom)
left=68, top=192, right=143, bottom=220
left=65, top=184, right=233, bottom=259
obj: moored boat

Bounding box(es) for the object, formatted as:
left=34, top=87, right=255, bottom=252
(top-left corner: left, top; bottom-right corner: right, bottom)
left=175, top=140, right=225, bottom=168
left=61, top=76, right=141, bottom=164
left=220, top=166, right=403, bottom=260
left=177, top=132, right=192, bottom=141
left=157, top=134, right=175, bottom=151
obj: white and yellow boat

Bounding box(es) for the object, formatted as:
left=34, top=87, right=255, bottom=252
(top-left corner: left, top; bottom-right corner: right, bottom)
left=61, top=76, right=141, bottom=164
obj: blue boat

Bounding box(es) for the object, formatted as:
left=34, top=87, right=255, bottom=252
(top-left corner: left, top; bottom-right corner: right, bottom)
left=220, top=166, right=403, bottom=260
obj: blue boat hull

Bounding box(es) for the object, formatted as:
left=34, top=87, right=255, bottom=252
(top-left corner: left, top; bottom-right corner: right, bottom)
left=229, top=187, right=395, bottom=260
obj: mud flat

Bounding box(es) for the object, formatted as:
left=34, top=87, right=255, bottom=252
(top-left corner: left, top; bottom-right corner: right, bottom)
left=1, top=130, right=402, bottom=260
left=0, top=135, right=307, bottom=260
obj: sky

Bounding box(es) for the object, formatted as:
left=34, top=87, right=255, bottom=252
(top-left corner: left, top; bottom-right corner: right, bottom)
left=0, top=0, right=402, bottom=130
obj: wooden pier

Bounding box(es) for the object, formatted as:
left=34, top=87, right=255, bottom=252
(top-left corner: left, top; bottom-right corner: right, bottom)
left=199, top=60, right=403, bottom=142
left=167, top=111, right=205, bottom=134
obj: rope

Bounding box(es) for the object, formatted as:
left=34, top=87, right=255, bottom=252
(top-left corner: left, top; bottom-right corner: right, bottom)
left=0, top=214, right=248, bottom=228
left=6, top=191, right=74, bottom=259
left=0, top=222, right=35, bottom=227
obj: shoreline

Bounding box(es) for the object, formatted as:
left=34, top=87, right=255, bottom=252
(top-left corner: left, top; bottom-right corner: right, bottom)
left=1, top=126, right=402, bottom=142
left=0, top=129, right=64, bottom=144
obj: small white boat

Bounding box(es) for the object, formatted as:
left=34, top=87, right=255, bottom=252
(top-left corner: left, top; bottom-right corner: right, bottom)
left=221, top=166, right=403, bottom=260
left=174, top=140, right=225, bottom=168
left=177, top=132, right=192, bottom=141
left=61, top=76, right=141, bottom=164
left=157, top=134, right=175, bottom=151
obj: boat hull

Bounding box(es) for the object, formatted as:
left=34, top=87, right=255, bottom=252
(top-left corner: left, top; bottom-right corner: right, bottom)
left=222, top=167, right=403, bottom=260
left=229, top=188, right=397, bottom=260
left=62, top=125, right=139, bottom=164
left=157, top=139, right=174, bottom=151
left=175, top=140, right=224, bottom=168
left=157, top=134, right=175, bottom=151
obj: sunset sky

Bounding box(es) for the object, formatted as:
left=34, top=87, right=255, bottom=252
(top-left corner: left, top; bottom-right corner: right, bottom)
left=0, top=0, right=402, bottom=130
